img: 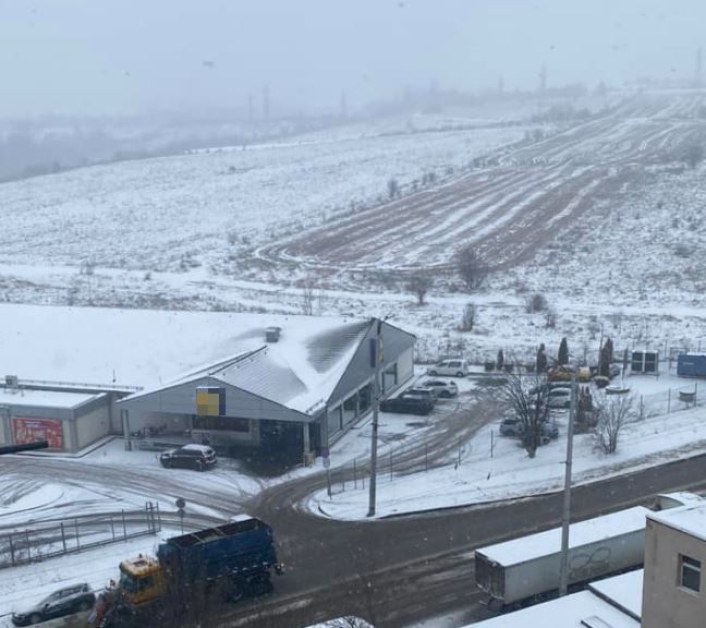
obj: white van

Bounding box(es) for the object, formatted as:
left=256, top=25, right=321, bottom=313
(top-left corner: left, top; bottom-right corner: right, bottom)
left=426, top=359, right=470, bottom=377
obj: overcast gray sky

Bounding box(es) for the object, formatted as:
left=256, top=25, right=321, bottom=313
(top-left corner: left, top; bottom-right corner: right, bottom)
left=0, top=0, right=703, bottom=117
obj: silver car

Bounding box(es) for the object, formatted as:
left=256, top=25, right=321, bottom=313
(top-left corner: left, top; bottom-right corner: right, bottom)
left=421, top=379, right=459, bottom=398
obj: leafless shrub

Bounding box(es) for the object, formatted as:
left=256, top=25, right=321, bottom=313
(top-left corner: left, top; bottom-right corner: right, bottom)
left=594, top=393, right=636, bottom=454
left=683, top=142, right=705, bottom=169
left=674, top=243, right=692, bottom=258
left=298, top=277, right=316, bottom=316
left=545, top=308, right=558, bottom=328
left=501, top=373, right=553, bottom=459
left=454, top=244, right=488, bottom=291
left=387, top=177, right=400, bottom=199
left=406, top=274, right=432, bottom=305
left=525, top=292, right=548, bottom=313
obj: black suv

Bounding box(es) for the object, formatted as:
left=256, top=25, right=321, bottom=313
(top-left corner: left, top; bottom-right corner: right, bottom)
left=12, top=583, right=95, bottom=626
left=160, top=444, right=217, bottom=471
left=379, top=395, right=434, bottom=415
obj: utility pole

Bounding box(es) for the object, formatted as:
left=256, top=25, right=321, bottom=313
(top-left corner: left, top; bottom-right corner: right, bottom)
left=559, top=371, right=578, bottom=595
left=367, top=318, right=383, bottom=517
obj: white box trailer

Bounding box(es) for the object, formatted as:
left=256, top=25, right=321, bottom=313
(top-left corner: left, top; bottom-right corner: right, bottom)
left=475, top=506, right=651, bottom=607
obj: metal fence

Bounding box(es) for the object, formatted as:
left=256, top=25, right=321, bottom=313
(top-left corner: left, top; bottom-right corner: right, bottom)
left=0, top=502, right=161, bottom=569
left=324, top=379, right=703, bottom=497
left=325, top=437, right=471, bottom=497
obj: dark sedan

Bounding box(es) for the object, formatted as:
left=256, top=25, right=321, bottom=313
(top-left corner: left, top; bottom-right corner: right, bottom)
left=12, top=583, right=95, bottom=626
left=379, top=396, right=434, bottom=415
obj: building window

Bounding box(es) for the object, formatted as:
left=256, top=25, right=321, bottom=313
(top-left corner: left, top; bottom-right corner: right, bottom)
left=343, top=394, right=357, bottom=425
left=358, top=384, right=372, bottom=414
left=680, top=554, right=701, bottom=592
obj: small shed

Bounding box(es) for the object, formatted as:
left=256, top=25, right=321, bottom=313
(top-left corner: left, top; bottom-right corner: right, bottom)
left=676, top=353, right=706, bottom=378
left=631, top=350, right=659, bottom=374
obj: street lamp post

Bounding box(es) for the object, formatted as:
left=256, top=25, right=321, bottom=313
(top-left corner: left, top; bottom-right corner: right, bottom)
left=367, top=318, right=383, bottom=518
left=559, top=371, right=578, bottom=596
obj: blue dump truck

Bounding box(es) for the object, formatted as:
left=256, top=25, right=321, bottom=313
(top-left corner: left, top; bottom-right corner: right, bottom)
left=94, top=518, right=281, bottom=627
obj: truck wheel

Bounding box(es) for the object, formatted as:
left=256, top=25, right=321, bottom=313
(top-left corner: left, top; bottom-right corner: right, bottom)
left=456, top=371, right=464, bottom=377
left=428, top=370, right=437, bottom=376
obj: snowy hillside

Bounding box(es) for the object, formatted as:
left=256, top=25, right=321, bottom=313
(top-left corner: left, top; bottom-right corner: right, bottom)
left=0, top=92, right=705, bottom=363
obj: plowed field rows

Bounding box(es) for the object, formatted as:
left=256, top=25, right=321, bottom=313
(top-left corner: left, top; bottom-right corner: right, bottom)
left=256, top=97, right=704, bottom=273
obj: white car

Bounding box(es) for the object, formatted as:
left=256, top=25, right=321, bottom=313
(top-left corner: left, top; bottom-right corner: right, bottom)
left=426, top=359, right=470, bottom=377
left=421, top=379, right=459, bottom=398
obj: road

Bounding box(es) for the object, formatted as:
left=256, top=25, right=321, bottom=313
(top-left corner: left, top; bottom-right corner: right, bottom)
left=3, top=388, right=706, bottom=627
left=231, top=451, right=706, bottom=627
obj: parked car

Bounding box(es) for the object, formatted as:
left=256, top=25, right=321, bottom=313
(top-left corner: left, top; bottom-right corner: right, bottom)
left=589, top=364, right=622, bottom=380
left=379, top=396, right=434, bottom=415
left=401, top=386, right=438, bottom=402
left=12, top=583, right=95, bottom=626
left=499, top=418, right=559, bottom=442
left=421, top=379, right=458, bottom=398
left=160, top=443, right=218, bottom=471
left=426, top=359, right=470, bottom=377
left=548, top=365, right=592, bottom=382
left=528, top=381, right=572, bottom=395
left=547, top=388, right=572, bottom=409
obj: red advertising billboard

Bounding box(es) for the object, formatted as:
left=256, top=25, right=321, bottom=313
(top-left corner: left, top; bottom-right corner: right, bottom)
left=12, top=418, right=64, bottom=449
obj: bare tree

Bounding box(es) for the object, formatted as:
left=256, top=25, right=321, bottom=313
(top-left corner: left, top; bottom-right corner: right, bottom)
left=299, top=278, right=316, bottom=316
left=406, top=274, right=432, bottom=305
left=683, top=142, right=705, bottom=169
left=525, top=292, right=548, bottom=313
left=594, top=393, right=635, bottom=454
left=459, top=302, right=477, bottom=331
left=500, top=372, right=553, bottom=458
left=454, top=244, right=488, bottom=291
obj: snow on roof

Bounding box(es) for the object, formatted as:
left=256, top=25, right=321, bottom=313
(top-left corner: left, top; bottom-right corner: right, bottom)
left=588, top=570, right=644, bottom=621
left=0, top=304, right=372, bottom=411
left=0, top=303, right=377, bottom=416
left=648, top=501, right=706, bottom=542
left=477, top=507, right=651, bottom=566
left=466, top=590, right=640, bottom=628
left=0, top=387, right=103, bottom=409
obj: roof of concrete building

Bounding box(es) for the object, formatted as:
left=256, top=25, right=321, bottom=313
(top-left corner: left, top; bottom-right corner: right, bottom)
left=648, top=501, right=706, bottom=542
left=139, top=318, right=376, bottom=414
left=467, top=589, right=640, bottom=628
left=589, top=569, right=643, bottom=621
left=0, top=303, right=403, bottom=390
left=0, top=388, right=104, bottom=409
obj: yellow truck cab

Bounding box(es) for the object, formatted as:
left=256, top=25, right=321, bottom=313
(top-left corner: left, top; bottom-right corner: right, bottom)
left=119, top=554, right=166, bottom=606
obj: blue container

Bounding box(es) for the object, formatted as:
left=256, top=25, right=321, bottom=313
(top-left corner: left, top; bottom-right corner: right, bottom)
left=677, top=353, right=706, bottom=377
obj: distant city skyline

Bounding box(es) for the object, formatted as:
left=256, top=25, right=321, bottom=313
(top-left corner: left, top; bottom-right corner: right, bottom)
left=0, top=0, right=703, bottom=117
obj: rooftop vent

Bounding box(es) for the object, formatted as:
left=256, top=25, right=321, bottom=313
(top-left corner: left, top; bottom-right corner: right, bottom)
left=5, top=375, right=18, bottom=388
left=265, top=326, right=282, bottom=343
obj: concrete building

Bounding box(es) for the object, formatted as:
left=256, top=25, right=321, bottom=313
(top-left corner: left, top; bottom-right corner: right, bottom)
left=642, top=501, right=706, bottom=628
left=0, top=304, right=415, bottom=460
left=118, top=317, right=415, bottom=462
